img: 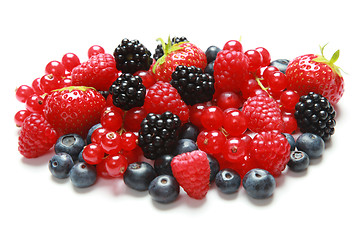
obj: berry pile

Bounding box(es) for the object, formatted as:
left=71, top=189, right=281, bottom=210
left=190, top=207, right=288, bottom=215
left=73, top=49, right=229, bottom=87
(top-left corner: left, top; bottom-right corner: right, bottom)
left=14, top=37, right=344, bottom=203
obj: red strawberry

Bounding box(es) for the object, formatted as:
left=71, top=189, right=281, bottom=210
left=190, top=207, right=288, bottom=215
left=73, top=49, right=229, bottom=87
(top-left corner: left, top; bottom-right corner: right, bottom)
left=43, top=86, right=106, bottom=137
left=71, top=53, right=118, bottom=91
left=152, top=37, right=207, bottom=83
left=18, top=113, right=58, bottom=158
left=286, top=45, right=344, bottom=105
left=171, top=150, right=210, bottom=200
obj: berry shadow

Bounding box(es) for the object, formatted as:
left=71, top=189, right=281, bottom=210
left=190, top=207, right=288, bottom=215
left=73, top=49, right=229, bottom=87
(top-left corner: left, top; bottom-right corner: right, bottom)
left=71, top=184, right=96, bottom=194
left=216, top=189, right=240, bottom=201
left=309, top=155, right=323, bottom=166
left=245, top=193, right=274, bottom=207
left=21, top=151, right=53, bottom=166
left=94, top=177, right=127, bottom=196
left=285, top=169, right=308, bottom=178
left=151, top=195, right=184, bottom=210
left=50, top=175, right=69, bottom=184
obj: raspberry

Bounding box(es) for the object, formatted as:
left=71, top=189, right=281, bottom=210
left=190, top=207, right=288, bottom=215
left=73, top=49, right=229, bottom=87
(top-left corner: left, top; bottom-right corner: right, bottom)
left=249, top=130, right=291, bottom=177
left=71, top=53, right=118, bottom=91
left=242, top=94, right=284, bottom=132
left=18, top=113, right=58, bottom=158
left=143, top=81, right=189, bottom=122
left=171, top=150, right=210, bottom=199
left=213, top=50, right=249, bottom=94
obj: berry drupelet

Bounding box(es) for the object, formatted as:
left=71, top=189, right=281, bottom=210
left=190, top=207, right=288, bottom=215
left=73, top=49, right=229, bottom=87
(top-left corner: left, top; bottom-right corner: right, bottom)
left=113, top=39, right=153, bottom=74
left=294, top=92, right=336, bottom=141
left=138, top=111, right=181, bottom=160
left=109, top=73, right=146, bottom=110
left=170, top=65, right=215, bottom=106
left=153, top=36, right=188, bottom=61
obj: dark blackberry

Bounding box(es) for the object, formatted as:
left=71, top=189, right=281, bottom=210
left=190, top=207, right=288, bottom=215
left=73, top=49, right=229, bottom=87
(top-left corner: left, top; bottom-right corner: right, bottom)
left=170, top=65, right=215, bottom=106
left=153, top=36, right=188, bottom=61
left=109, top=73, right=146, bottom=110
left=138, top=111, right=181, bottom=160
left=294, top=92, right=336, bottom=141
left=113, top=39, right=153, bottom=74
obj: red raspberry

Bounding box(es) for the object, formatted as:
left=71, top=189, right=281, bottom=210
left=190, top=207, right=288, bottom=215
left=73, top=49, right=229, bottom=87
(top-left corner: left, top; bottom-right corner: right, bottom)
left=242, top=94, right=284, bottom=132
left=249, top=130, right=291, bottom=177
left=143, top=81, right=189, bottom=122
left=18, top=113, right=58, bottom=158
left=213, top=50, right=249, bottom=95
left=171, top=150, right=210, bottom=199
left=71, top=53, right=118, bottom=91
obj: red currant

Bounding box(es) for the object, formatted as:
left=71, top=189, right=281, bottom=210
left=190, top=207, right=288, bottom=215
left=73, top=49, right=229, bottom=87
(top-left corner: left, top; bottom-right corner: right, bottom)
left=58, top=77, right=72, bottom=88
left=280, top=90, right=300, bottom=111
left=255, top=47, right=271, bottom=66
left=104, top=154, right=128, bottom=178
left=223, top=40, right=243, bottom=52
left=61, top=53, right=80, bottom=72
left=197, top=130, right=226, bottom=154
left=223, top=109, right=248, bottom=137
left=82, top=143, right=105, bottom=165
left=123, top=107, right=147, bottom=132
left=25, top=94, right=44, bottom=113
left=101, top=110, right=123, bottom=131
left=31, top=78, right=44, bottom=95
left=88, top=45, right=105, bottom=58
left=91, top=127, right=110, bottom=144
left=14, top=109, right=31, bottom=127
left=100, top=131, right=122, bottom=155
left=15, top=85, right=35, bottom=103
left=262, top=66, right=279, bottom=81
left=40, top=74, right=61, bottom=93
left=45, top=60, right=66, bottom=78
left=222, top=135, right=251, bottom=163
left=245, top=49, right=263, bottom=72
left=134, top=70, right=156, bottom=89
left=120, top=145, right=143, bottom=164
left=120, top=132, right=138, bottom=151
left=240, top=78, right=261, bottom=99
left=189, top=103, right=208, bottom=129
left=282, top=112, right=298, bottom=133
left=216, top=92, right=242, bottom=110
left=266, top=71, right=288, bottom=92
left=200, top=106, right=224, bottom=130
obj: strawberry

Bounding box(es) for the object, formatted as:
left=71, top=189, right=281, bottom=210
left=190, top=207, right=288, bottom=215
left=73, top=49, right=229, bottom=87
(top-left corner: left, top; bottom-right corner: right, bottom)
left=43, top=86, right=106, bottom=137
left=18, top=113, right=58, bottom=158
left=286, top=45, right=344, bottom=105
left=171, top=150, right=210, bottom=200
left=152, top=37, right=207, bottom=83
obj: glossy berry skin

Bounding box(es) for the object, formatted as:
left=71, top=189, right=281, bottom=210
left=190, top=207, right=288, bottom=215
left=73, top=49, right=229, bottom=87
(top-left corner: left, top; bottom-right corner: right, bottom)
left=119, top=132, right=137, bottom=151
left=14, top=109, right=31, bottom=127
left=171, top=150, right=210, bottom=199
left=266, top=71, right=288, bottom=92
left=282, top=133, right=296, bottom=151
left=18, top=113, right=58, bottom=158
left=222, top=135, right=251, bottom=163
left=189, top=103, right=208, bottom=129
left=255, top=47, right=271, bottom=66
left=40, top=74, right=61, bottom=93
left=173, top=139, right=198, bottom=156
left=154, top=154, right=174, bottom=176
left=82, top=143, right=104, bottom=165
left=45, top=60, right=66, bottom=78
left=287, top=151, right=310, bottom=172
left=197, top=130, right=226, bottom=155
left=178, top=122, right=199, bottom=141
left=123, top=107, right=147, bottom=132
left=100, top=132, right=122, bottom=155
left=286, top=53, right=344, bottom=105
left=123, top=162, right=157, bottom=191
left=88, top=45, right=105, bottom=58
left=249, top=130, right=290, bottom=177
left=54, top=134, right=86, bottom=161
left=86, top=123, right=102, bottom=144
left=148, top=175, right=180, bottom=204
left=101, top=110, right=123, bottom=131
left=25, top=94, right=44, bottom=113
left=243, top=168, right=276, bottom=199
left=201, top=106, right=224, bottom=130
left=216, top=91, right=242, bottom=110
left=223, top=40, right=243, bottom=52
left=49, top=153, right=74, bottom=179
left=296, top=133, right=325, bottom=159
left=215, top=169, right=241, bottom=194
left=69, top=162, right=97, bottom=188
left=104, top=154, right=128, bottom=177
left=245, top=49, right=263, bottom=72
left=280, top=90, right=300, bottom=111
left=16, top=85, right=35, bottom=103
left=205, top=45, right=221, bottom=64
left=134, top=70, right=156, bottom=89
left=62, top=53, right=80, bottom=72
left=223, top=109, right=248, bottom=137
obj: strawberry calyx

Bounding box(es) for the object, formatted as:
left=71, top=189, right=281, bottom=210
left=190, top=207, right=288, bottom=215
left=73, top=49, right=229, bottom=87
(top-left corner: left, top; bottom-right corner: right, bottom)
left=313, top=44, right=342, bottom=77
left=152, top=36, right=185, bottom=73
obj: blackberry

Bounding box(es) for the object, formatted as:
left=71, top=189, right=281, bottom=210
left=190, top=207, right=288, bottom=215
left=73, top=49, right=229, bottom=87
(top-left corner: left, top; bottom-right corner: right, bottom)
left=113, top=39, right=153, bottom=74
left=109, top=73, right=146, bottom=110
left=294, top=92, right=336, bottom=141
left=153, top=36, right=188, bottom=61
left=170, top=65, right=215, bottom=106
left=138, top=111, right=181, bottom=160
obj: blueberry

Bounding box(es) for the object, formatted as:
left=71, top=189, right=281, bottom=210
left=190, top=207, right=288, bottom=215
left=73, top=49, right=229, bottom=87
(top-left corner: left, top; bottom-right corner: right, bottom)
left=287, top=151, right=310, bottom=172
left=207, top=154, right=220, bottom=183
left=86, top=123, right=102, bottom=144
left=296, top=133, right=325, bottom=159
left=282, top=133, right=296, bottom=151
left=148, top=175, right=180, bottom=204
left=178, top=122, right=200, bottom=141
left=124, top=162, right=157, bottom=191
left=55, top=134, right=85, bottom=161
left=154, top=154, right=174, bottom=176
left=173, top=139, right=198, bottom=156
left=269, top=59, right=290, bottom=74
left=69, top=162, right=97, bottom=188
left=77, top=148, right=85, bottom=162
left=205, top=45, right=221, bottom=64
left=49, top=153, right=74, bottom=179
left=204, top=61, right=215, bottom=77
left=215, top=169, right=241, bottom=194
left=242, top=168, right=276, bottom=199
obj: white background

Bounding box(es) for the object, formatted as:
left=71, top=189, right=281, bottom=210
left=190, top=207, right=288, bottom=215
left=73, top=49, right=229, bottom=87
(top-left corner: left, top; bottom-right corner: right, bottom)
left=1, top=0, right=359, bottom=239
